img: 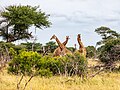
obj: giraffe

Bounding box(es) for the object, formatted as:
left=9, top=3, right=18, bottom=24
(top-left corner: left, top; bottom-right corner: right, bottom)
left=53, top=36, right=70, bottom=57
left=50, top=35, right=72, bottom=56
left=63, top=36, right=70, bottom=45
left=77, top=34, right=86, bottom=57
left=74, top=44, right=77, bottom=51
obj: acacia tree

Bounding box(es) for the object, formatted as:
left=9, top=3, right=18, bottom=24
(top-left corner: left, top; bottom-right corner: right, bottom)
left=0, top=5, right=51, bottom=42
left=95, top=26, right=120, bottom=66
left=95, top=26, right=120, bottom=45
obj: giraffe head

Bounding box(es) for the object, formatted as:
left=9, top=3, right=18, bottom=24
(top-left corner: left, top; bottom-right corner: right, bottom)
left=50, top=34, right=56, bottom=40
left=77, top=34, right=81, bottom=38
left=77, top=34, right=81, bottom=41
left=66, top=36, right=70, bottom=40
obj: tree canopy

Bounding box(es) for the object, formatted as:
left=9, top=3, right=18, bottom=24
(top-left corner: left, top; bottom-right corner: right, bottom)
left=0, top=5, right=51, bottom=42
left=95, top=26, right=120, bottom=45
left=95, top=26, right=120, bottom=65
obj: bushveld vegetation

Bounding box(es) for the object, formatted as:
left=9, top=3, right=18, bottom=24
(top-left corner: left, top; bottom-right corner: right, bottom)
left=0, top=5, right=120, bottom=90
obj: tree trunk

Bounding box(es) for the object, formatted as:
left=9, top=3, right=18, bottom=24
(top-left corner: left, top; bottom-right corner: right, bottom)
left=23, top=75, right=34, bottom=90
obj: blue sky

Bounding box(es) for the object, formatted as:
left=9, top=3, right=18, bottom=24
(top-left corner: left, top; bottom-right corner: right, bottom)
left=0, top=0, right=120, bottom=48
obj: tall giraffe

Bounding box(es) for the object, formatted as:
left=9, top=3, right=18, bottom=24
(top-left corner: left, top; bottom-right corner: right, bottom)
left=77, top=34, right=86, bottom=57
left=53, top=36, right=70, bottom=57
left=50, top=35, right=72, bottom=56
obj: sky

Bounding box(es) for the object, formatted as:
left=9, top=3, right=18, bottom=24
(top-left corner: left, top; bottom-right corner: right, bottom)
left=0, top=0, right=120, bottom=48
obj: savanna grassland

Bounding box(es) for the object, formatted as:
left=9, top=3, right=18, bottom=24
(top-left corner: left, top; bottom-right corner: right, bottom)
left=0, top=60, right=120, bottom=90
left=0, top=4, right=120, bottom=90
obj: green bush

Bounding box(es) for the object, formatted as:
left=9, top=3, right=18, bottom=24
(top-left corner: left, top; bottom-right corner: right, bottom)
left=35, top=56, right=63, bottom=75
left=56, top=53, right=87, bottom=77
left=8, top=51, right=42, bottom=75
left=98, top=39, right=120, bottom=64
left=38, top=68, right=53, bottom=77
left=8, top=50, right=87, bottom=77
left=8, top=50, right=62, bottom=77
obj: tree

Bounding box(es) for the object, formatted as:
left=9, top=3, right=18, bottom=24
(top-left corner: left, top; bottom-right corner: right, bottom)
left=21, top=42, right=42, bottom=51
left=0, top=41, right=15, bottom=69
left=95, top=26, right=120, bottom=66
left=95, top=26, right=120, bottom=45
left=0, top=5, right=51, bottom=42
left=98, top=39, right=120, bottom=64
left=45, top=41, right=57, bottom=53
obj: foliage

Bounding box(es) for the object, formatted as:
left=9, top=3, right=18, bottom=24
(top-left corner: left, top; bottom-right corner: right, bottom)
left=0, top=41, right=15, bottom=57
left=21, top=42, right=43, bottom=51
left=35, top=56, right=62, bottom=75
left=0, top=41, right=15, bottom=49
left=8, top=51, right=42, bottom=75
left=0, top=5, right=51, bottom=42
left=7, top=50, right=87, bottom=89
left=13, top=45, right=26, bottom=53
left=0, top=41, right=25, bottom=55
left=98, top=39, right=120, bottom=64
left=86, top=46, right=96, bottom=58
left=0, top=41, right=15, bottom=69
left=9, top=48, right=17, bottom=57
left=8, top=50, right=60, bottom=76
left=67, top=47, right=76, bottom=52
left=95, top=26, right=120, bottom=45
left=74, top=52, right=87, bottom=76
left=8, top=50, right=87, bottom=77
left=57, top=53, right=87, bottom=77
left=44, top=41, right=57, bottom=53
left=95, top=26, right=120, bottom=65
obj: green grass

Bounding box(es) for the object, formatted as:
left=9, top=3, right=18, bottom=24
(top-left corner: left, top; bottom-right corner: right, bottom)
left=0, top=69, right=120, bottom=90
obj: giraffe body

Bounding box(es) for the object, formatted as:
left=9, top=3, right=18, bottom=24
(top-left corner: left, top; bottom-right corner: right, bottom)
left=53, top=36, right=70, bottom=57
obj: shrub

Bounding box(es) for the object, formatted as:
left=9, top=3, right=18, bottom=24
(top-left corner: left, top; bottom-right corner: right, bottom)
left=8, top=50, right=87, bottom=77
left=56, top=53, right=87, bottom=77
left=8, top=51, right=42, bottom=75
left=98, top=39, right=120, bottom=64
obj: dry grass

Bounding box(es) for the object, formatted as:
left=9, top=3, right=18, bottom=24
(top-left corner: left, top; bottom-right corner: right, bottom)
left=0, top=68, right=120, bottom=90
left=87, top=58, right=103, bottom=67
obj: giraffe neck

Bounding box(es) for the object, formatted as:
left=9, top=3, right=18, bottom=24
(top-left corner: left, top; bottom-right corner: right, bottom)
left=62, top=38, right=69, bottom=46
left=77, top=37, right=84, bottom=49
left=55, top=36, right=65, bottom=50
